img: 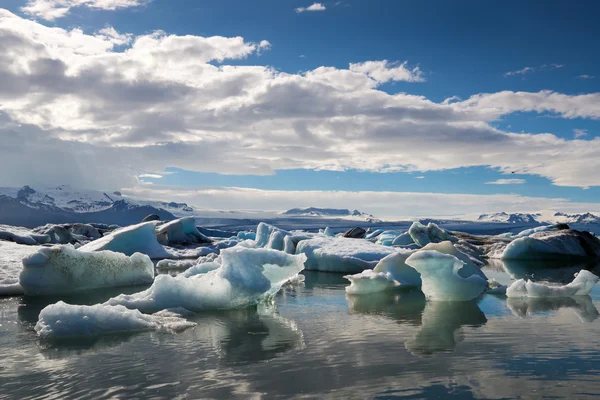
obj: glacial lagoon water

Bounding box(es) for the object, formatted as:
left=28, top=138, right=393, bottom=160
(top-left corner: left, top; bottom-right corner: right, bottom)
left=2, top=262, right=600, bottom=399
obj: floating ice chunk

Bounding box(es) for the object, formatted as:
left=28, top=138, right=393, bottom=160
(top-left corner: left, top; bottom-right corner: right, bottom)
left=392, top=232, right=414, bottom=246
left=156, top=217, right=211, bottom=245
left=20, top=245, right=154, bottom=296
left=256, top=222, right=291, bottom=247
left=180, top=262, right=221, bottom=278
left=0, top=224, right=50, bottom=245
left=237, top=231, right=256, bottom=241
left=324, top=227, right=335, bottom=237
left=405, top=251, right=487, bottom=301
left=35, top=301, right=196, bottom=338
left=284, top=235, right=296, bottom=254
left=501, top=230, right=600, bottom=260
left=266, top=230, right=289, bottom=251
left=506, top=270, right=599, bottom=298
left=295, top=236, right=397, bottom=273
left=486, top=279, right=507, bottom=295
left=106, top=247, right=306, bottom=313
left=79, top=222, right=168, bottom=258
left=376, top=231, right=402, bottom=246
left=408, top=222, right=456, bottom=247
left=344, top=270, right=400, bottom=294
left=421, top=241, right=486, bottom=280
left=365, top=229, right=384, bottom=239
left=373, top=251, right=421, bottom=287
left=156, top=252, right=220, bottom=272
left=515, top=224, right=562, bottom=238
left=0, top=241, right=43, bottom=296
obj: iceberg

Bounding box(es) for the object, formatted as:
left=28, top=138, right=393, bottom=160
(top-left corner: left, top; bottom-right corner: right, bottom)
left=344, top=270, right=400, bottom=295
left=375, top=231, right=402, bottom=246
left=19, top=245, right=154, bottom=296
left=266, top=230, right=289, bottom=251
left=372, top=251, right=422, bottom=286
left=501, top=230, right=600, bottom=260
left=421, top=241, right=486, bottom=280
left=106, top=247, right=306, bottom=313
left=324, top=226, right=335, bottom=237
left=156, top=217, right=211, bottom=245
left=405, top=250, right=487, bottom=301
left=35, top=302, right=196, bottom=338
left=237, top=231, right=256, bottom=241
left=365, top=229, right=384, bottom=239
left=408, top=221, right=456, bottom=247
left=506, top=270, right=599, bottom=298
left=256, top=222, right=291, bottom=247
left=391, top=232, right=414, bottom=246
left=295, top=236, right=397, bottom=273
left=0, top=241, right=42, bottom=296
left=0, top=224, right=50, bottom=245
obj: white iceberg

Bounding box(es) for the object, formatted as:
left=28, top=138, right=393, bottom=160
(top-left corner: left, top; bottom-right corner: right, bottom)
left=405, top=250, right=487, bottom=301
left=375, top=231, right=402, bottom=246
left=391, top=232, right=414, bottom=246
left=295, top=236, right=397, bottom=273
left=408, top=221, right=456, bottom=247
left=0, top=224, right=50, bottom=245
left=256, top=222, right=291, bottom=247
left=421, top=241, right=486, bottom=280
left=35, top=302, right=196, bottom=338
left=344, top=270, right=400, bottom=294
left=105, top=247, right=306, bottom=313
left=0, top=241, right=43, bottom=296
left=266, top=230, right=289, bottom=251
left=156, top=217, right=211, bottom=245
left=237, top=231, right=256, bottom=241
left=506, top=270, right=599, bottom=298
left=19, top=245, right=154, bottom=296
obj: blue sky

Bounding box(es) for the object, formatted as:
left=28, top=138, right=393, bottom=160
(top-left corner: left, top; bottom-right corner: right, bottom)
left=1, top=1, right=600, bottom=216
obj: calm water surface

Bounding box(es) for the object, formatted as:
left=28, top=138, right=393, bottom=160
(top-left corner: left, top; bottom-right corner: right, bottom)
left=2, top=261, right=600, bottom=399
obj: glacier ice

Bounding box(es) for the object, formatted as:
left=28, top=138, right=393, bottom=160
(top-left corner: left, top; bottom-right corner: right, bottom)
left=283, top=235, right=296, bottom=254
left=79, top=221, right=168, bottom=257
left=295, top=236, right=397, bottom=273
left=0, top=224, right=50, bottom=245
left=266, top=230, right=289, bottom=251
left=405, top=250, right=487, bottom=301
left=506, top=270, right=599, bottom=298
left=256, top=222, right=291, bottom=247
left=324, top=226, right=335, bottom=237
left=105, top=246, right=306, bottom=313
left=344, top=270, right=400, bottom=294
left=365, top=229, right=384, bottom=239
left=392, top=232, right=414, bottom=246
left=421, top=241, right=486, bottom=280
left=20, top=245, right=154, bottom=296
left=35, top=301, right=196, bottom=338
left=372, top=251, right=422, bottom=286
left=408, top=221, right=456, bottom=247
left=156, top=217, right=211, bottom=245
left=237, top=231, right=256, bottom=241
left=375, top=231, right=402, bottom=246
left=0, top=241, right=42, bottom=296
left=501, top=230, right=600, bottom=260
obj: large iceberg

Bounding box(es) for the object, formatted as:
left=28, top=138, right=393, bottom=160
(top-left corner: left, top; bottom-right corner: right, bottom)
left=156, top=217, right=211, bottom=245
left=408, top=221, right=456, bottom=247
left=256, top=222, right=291, bottom=248
left=20, top=245, right=154, bottom=296
left=501, top=230, right=600, bottom=260
left=506, top=270, right=599, bottom=298
left=0, top=241, right=42, bottom=296
left=405, top=250, right=487, bottom=301
left=296, top=236, right=397, bottom=273
left=105, top=247, right=306, bottom=312
left=0, top=224, right=49, bottom=245
left=35, top=302, right=196, bottom=338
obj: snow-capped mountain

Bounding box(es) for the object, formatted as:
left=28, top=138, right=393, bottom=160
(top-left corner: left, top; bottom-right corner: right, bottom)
left=477, top=211, right=600, bottom=225
left=477, top=212, right=540, bottom=224
left=282, top=207, right=381, bottom=222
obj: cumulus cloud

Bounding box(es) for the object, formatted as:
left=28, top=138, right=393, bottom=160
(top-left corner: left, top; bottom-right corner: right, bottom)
left=295, top=3, right=326, bottom=13
left=22, top=0, right=146, bottom=20
left=2, top=9, right=600, bottom=193
left=485, top=179, right=526, bottom=185
left=577, top=74, right=594, bottom=79
left=574, top=129, right=588, bottom=138
left=121, top=185, right=600, bottom=219
left=138, top=173, right=163, bottom=179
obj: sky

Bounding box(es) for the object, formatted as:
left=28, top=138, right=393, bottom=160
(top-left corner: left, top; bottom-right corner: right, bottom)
left=1, top=0, right=600, bottom=218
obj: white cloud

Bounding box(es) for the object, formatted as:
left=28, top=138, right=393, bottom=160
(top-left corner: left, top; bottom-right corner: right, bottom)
left=2, top=9, right=600, bottom=192
left=295, top=2, right=326, bottom=13
left=22, top=0, right=146, bottom=21
left=485, top=178, right=526, bottom=185
left=574, top=129, right=588, bottom=138
left=578, top=74, right=594, bottom=79
left=415, top=176, right=425, bottom=179
left=504, top=64, right=564, bottom=78
left=138, top=173, right=163, bottom=179
left=121, top=185, right=600, bottom=219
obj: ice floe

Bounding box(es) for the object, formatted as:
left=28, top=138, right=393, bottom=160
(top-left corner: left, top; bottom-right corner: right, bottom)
left=20, top=245, right=154, bottom=296
left=0, top=241, right=42, bottom=296
left=105, top=246, right=306, bottom=312
left=506, top=270, right=599, bottom=298
left=35, top=302, right=196, bottom=338
left=405, top=250, right=487, bottom=301
left=296, top=236, right=397, bottom=273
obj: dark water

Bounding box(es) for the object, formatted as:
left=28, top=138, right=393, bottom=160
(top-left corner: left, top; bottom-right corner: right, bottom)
left=2, top=262, right=600, bottom=399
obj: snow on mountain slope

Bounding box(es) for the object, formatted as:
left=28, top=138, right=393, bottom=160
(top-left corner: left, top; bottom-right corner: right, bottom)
left=477, top=212, right=540, bottom=224
left=281, top=207, right=381, bottom=222
left=477, top=211, right=600, bottom=225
